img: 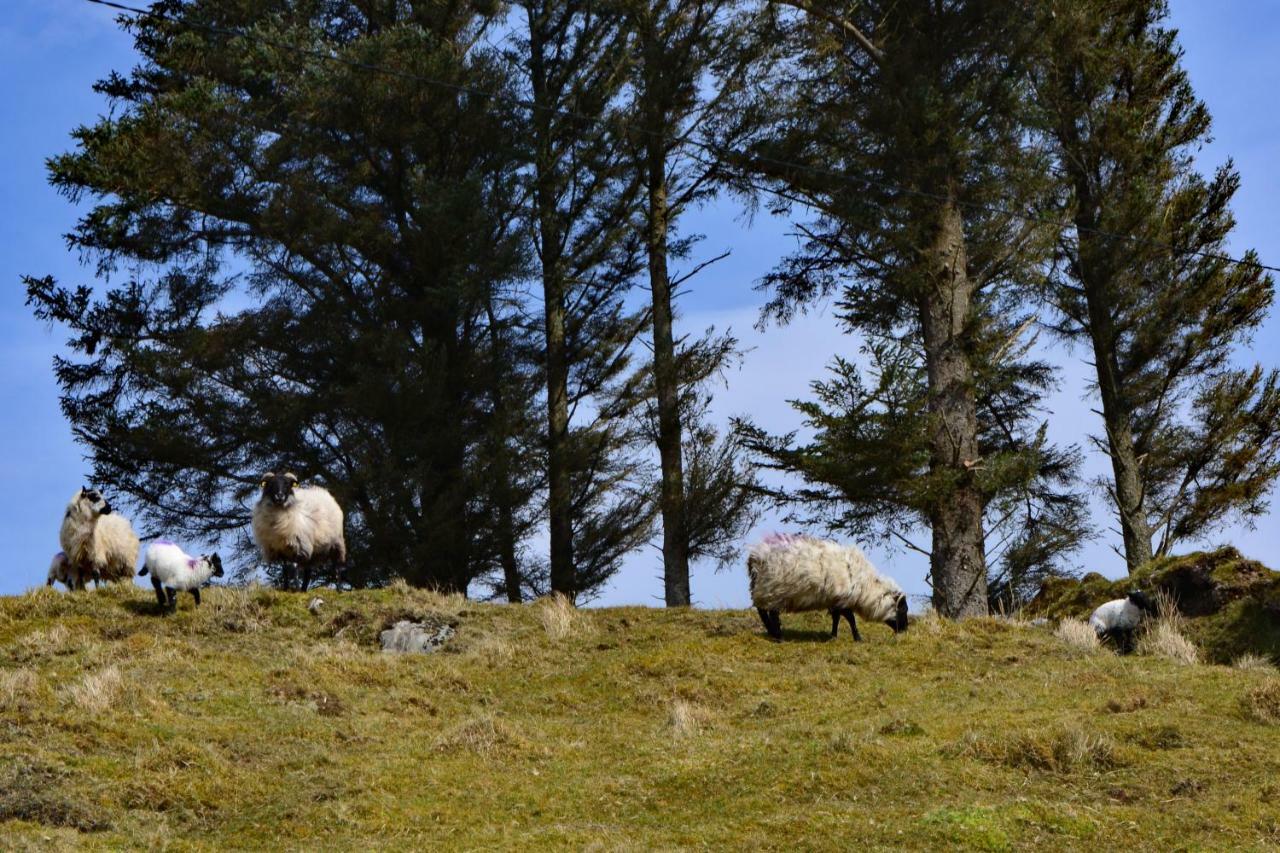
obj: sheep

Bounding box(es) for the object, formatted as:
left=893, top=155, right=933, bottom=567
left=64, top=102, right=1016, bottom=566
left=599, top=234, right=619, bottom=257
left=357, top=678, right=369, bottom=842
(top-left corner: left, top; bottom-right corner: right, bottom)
left=1088, top=590, right=1157, bottom=653
left=747, top=533, right=909, bottom=641
left=46, top=551, right=83, bottom=591
left=59, top=487, right=140, bottom=587
left=138, top=540, right=224, bottom=610
left=251, top=471, right=346, bottom=591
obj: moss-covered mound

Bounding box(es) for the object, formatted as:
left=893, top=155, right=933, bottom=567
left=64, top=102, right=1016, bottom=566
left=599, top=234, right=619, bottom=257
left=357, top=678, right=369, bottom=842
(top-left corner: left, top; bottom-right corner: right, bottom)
left=1029, top=547, right=1280, bottom=664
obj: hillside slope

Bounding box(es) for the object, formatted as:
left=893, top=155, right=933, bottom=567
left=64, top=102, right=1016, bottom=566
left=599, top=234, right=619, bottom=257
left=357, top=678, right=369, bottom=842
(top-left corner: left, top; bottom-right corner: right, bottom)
left=1, top=584, right=1278, bottom=850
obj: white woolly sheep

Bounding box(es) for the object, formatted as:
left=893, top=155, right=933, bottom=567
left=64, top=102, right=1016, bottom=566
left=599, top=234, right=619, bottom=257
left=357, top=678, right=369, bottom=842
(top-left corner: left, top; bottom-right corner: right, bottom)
left=251, top=471, right=346, bottom=591
left=747, top=533, right=909, bottom=641
left=138, top=540, right=224, bottom=610
left=46, top=551, right=84, bottom=591
left=1088, top=590, right=1157, bottom=653
left=59, top=487, right=140, bottom=587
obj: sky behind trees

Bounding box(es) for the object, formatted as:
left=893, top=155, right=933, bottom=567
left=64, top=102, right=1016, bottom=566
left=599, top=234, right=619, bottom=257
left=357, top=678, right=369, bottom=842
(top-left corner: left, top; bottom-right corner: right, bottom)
left=2, top=0, right=1277, bottom=604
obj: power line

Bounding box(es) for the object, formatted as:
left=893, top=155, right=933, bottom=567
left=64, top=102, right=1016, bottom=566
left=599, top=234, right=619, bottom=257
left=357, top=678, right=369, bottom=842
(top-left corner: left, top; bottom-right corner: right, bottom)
left=82, top=0, right=1280, bottom=275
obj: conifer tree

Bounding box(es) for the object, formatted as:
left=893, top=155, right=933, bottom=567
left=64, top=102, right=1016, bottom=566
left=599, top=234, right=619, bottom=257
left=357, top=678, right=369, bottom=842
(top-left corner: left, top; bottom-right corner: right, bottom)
left=733, top=0, right=1071, bottom=616
left=1037, top=0, right=1280, bottom=572
left=26, top=1, right=537, bottom=592
left=619, top=0, right=762, bottom=604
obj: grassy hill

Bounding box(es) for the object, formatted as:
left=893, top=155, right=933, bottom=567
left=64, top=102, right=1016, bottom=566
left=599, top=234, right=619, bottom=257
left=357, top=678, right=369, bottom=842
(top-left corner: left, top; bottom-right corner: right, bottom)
left=1, top=583, right=1278, bottom=850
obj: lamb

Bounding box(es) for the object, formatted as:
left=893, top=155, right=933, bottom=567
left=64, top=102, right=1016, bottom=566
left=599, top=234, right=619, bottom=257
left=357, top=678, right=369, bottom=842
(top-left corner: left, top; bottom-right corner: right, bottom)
left=251, top=471, right=346, bottom=591
left=1088, top=590, right=1157, bottom=653
left=139, top=540, right=224, bottom=609
left=747, top=533, right=909, bottom=641
left=46, top=551, right=84, bottom=591
left=59, top=487, right=140, bottom=587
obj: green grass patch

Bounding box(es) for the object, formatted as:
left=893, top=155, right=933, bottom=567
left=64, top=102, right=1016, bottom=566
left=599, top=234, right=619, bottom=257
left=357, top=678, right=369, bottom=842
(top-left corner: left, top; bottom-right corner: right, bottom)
left=0, top=583, right=1277, bottom=847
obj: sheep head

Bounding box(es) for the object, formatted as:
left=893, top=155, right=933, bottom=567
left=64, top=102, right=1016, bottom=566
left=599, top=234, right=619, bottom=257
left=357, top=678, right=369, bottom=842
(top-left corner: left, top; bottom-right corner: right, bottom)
left=885, top=593, right=909, bottom=634
left=259, top=472, right=299, bottom=507
left=207, top=553, right=224, bottom=578
left=78, top=486, right=112, bottom=516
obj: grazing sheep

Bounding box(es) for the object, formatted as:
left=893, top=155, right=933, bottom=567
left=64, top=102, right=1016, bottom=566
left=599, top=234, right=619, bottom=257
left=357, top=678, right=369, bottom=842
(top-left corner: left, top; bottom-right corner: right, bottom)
left=747, top=533, right=909, bottom=641
left=138, top=540, right=224, bottom=610
left=251, top=471, right=346, bottom=591
left=1088, top=590, right=1157, bottom=653
left=59, top=487, right=140, bottom=587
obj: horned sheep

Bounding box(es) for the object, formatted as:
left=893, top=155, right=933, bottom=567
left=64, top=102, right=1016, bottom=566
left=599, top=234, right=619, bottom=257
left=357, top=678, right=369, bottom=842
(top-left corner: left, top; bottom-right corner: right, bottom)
left=747, top=534, right=909, bottom=641
left=58, top=487, right=140, bottom=587
left=251, top=471, right=346, bottom=591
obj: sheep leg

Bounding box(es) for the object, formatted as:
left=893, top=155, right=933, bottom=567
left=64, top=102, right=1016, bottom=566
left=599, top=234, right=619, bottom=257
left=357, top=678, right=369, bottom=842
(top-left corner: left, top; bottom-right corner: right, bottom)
left=191, top=588, right=201, bottom=607
left=152, top=578, right=166, bottom=607
left=301, top=563, right=312, bottom=592
left=166, top=588, right=178, bottom=610
left=757, top=608, right=783, bottom=641
left=830, top=609, right=841, bottom=638
left=842, top=609, right=861, bottom=642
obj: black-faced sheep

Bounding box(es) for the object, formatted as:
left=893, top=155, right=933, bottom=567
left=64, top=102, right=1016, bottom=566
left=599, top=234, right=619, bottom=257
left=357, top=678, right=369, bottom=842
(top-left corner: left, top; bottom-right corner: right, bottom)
left=59, top=487, right=140, bottom=586
left=138, top=540, right=224, bottom=610
left=747, top=534, right=908, bottom=641
left=251, top=471, right=346, bottom=591
left=1089, top=590, right=1157, bottom=653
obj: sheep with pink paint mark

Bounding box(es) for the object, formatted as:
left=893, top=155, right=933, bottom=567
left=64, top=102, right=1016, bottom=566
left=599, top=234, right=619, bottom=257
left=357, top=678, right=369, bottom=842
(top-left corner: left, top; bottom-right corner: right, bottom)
left=747, top=533, right=908, bottom=641
left=139, top=540, right=224, bottom=610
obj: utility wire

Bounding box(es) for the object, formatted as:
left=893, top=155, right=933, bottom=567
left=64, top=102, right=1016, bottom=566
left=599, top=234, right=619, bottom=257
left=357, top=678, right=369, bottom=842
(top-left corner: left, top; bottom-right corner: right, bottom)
left=83, top=0, right=1280, bottom=275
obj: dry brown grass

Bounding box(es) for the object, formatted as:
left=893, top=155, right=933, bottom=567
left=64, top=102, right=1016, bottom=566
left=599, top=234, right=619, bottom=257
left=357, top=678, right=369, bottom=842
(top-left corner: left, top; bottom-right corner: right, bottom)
left=535, top=593, right=586, bottom=641
left=954, top=726, right=1120, bottom=774
left=1054, top=618, right=1100, bottom=652
left=1139, top=591, right=1199, bottom=665
left=1233, top=654, right=1277, bottom=673
left=1241, top=681, right=1280, bottom=725
left=61, top=665, right=124, bottom=713
left=434, top=713, right=524, bottom=755
left=0, top=669, right=43, bottom=712
left=666, top=698, right=710, bottom=738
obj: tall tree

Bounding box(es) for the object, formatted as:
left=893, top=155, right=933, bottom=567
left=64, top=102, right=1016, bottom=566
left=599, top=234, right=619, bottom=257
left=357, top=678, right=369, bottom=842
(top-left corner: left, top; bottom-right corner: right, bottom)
left=513, top=0, right=652, bottom=601
left=26, top=0, right=535, bottom=592
left=1037, top=0, right=1280, bottom=572
left=734, top=0, right=1057, bottom=616
left=619, top=0, right=759, bottom=605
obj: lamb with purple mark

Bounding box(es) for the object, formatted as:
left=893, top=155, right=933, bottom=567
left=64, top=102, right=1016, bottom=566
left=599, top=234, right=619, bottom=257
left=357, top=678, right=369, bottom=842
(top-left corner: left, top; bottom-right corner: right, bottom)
left=139, top=539, right=224, bottom=610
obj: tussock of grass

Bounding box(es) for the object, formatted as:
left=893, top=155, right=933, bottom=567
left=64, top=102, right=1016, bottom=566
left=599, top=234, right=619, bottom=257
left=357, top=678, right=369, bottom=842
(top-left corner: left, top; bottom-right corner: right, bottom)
left=435, top=713, right=525, bottom=755
left=535, top=593, right=586, bottom=640
left=1054, top=618, right=1099, bottom=652
left=2, top=584, right=1279, bottom=847
left=953, top=726, right=1120, bottom=773
left=1241, top=681, right=1280, bottom=725
left=667, top=698, right=709, bottom=738
left=1138, top=593, right=1199, bottom=664
left=61, top=665, right=124, bottom=713
left=1233, top=653, right=1277, bottom=673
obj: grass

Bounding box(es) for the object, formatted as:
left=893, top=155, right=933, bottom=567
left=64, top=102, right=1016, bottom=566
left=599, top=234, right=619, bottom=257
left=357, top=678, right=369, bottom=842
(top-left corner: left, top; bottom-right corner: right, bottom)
left=1, top=583, right=1279, bottom=849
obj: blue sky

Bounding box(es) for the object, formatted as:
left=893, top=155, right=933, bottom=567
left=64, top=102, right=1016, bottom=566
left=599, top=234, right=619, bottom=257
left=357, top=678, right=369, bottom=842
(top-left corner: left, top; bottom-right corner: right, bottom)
left=1, top=0, right=1277, bottom=605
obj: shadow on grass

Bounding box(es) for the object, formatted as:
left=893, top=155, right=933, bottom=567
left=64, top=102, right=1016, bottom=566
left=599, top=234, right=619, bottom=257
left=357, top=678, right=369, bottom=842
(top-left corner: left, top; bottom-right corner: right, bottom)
left=120, top=598, right=171, bottom=618
left=770, top=629, right=839, bottom=643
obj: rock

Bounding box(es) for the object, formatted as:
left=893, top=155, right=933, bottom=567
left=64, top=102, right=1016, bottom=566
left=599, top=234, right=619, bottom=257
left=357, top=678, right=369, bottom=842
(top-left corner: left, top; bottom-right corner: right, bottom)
left=307, top=597, right=325, bottom=615
left=380, top=620, right=455, bottom=654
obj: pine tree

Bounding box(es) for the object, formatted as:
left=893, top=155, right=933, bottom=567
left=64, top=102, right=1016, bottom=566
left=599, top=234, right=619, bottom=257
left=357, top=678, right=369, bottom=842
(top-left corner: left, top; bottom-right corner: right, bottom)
left=25, top=1, right=536, bottom=592
left=1036, top=0, right=1280, bottom=572
left=732, top=0, right=1066, bottom=616
left=512, top=0, right=655, bottom=601
left=619, top=0, right=761, bottom=604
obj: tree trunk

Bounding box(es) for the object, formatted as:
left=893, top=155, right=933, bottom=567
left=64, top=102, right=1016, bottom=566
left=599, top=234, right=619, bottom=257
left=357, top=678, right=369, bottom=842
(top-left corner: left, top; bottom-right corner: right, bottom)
left=528, top=6, right=576, bottom=602
left=919, top=198, right=988, bottom=618
left=1075, top=207, right=1154, bottom=574
left=646, top=135, right=691, bottom=607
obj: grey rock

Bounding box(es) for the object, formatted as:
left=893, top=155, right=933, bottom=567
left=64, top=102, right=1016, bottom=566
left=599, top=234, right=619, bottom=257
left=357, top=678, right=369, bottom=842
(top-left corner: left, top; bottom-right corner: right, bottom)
left=380, top=620, right=455, bottom=654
